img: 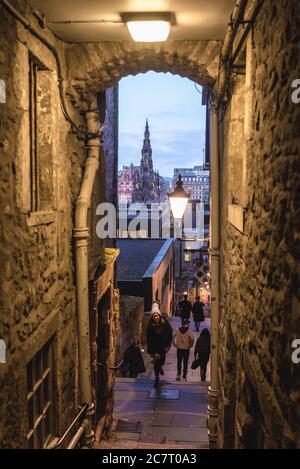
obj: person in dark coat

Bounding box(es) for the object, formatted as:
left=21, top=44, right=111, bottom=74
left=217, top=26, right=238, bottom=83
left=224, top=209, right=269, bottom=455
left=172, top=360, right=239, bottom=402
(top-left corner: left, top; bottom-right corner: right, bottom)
left=194, top=328, right=211, bottom=381
left=192, top=296, right=205, bottom=332
left=122, top=336, right=146, bottom=378
left=173, top=319, right=194, bottom=381
left=146, top=303, right=173, bottom=388
left=178, top=291, right=192, bottom=325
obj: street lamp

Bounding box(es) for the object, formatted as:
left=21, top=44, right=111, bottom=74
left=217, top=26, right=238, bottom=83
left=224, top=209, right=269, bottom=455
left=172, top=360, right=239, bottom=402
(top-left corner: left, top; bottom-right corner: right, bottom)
left=168, top=174, right=190, bottom=279
left=168, top=174, right=190, bottom=220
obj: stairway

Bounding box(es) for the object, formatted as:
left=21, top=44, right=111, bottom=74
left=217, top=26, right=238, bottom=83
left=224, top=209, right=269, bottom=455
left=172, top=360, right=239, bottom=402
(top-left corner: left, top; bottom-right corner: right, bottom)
left=95, top=377, right=210, bottom=449
left=95, top=317, right=211, bottom=449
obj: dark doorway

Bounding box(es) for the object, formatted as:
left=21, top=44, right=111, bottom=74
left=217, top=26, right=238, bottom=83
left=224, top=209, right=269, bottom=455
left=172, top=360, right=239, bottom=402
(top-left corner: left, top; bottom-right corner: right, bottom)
left=95, top=288, right=111, bottom=421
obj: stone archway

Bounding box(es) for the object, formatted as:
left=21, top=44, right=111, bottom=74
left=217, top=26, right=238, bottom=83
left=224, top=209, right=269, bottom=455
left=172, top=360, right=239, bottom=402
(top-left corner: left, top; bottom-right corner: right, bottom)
left=65, top=39, right=222, bottom=444
left=65, top=40, right=222, bottom=108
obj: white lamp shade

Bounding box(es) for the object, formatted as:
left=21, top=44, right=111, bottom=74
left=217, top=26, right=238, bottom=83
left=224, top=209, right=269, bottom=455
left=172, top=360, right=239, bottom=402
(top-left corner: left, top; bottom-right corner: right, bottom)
left=169, top=196, right=189, bottom=220
left=126, top=20, right=170, bottom=42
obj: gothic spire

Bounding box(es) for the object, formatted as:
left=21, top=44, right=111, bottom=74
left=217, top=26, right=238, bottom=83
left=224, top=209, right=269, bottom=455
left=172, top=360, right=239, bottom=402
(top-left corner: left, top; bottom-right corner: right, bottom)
left=142, top=118, right=152, bottom=163
left=145, top=118, right=150, bottom=138
left=134, top=119, right=160, bottom=203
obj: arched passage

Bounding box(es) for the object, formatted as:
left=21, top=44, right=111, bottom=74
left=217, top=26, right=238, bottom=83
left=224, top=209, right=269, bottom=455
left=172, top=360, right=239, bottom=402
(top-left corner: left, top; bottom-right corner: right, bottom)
left=68, top=40, right=221, bottom=447
left=65, top=40, right=222, bottom=107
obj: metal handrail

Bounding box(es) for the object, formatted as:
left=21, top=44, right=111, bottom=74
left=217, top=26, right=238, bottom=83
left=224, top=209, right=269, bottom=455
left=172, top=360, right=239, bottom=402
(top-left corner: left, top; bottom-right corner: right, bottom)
left=48, top=403, right=89, bottom=449
left=109, top=360, right=124, bottom=371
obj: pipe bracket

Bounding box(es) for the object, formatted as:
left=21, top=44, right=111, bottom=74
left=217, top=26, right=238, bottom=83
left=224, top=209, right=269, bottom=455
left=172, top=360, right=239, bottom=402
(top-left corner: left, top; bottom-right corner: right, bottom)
left=76, top=195, right=92, bottom=207
left=209, top=248, right=220, bottom=258
left=73, top=227, right=89, bottom=239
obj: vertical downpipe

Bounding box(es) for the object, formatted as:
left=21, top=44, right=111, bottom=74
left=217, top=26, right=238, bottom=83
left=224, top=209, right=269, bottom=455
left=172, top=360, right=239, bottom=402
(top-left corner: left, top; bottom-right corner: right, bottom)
left=208, top=106, right=220, bottom=448
left=73, top=105, right=102, bottom=447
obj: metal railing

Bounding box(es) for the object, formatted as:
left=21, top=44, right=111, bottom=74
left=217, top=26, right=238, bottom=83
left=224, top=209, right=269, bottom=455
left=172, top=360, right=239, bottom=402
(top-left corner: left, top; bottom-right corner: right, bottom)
left=109, top=360, right=124, bottom=371
left=48, top=403, right=89, bottom=449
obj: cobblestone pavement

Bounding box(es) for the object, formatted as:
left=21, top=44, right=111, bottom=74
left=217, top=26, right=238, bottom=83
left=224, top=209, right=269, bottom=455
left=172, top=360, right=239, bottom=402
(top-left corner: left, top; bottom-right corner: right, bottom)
left=95, top=317, right=211, bottom=449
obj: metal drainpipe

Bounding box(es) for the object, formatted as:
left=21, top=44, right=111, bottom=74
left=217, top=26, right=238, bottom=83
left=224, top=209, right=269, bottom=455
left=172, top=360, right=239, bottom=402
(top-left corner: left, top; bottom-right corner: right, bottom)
left=73, top=106, right=103, bottom=447
left=217, top=0, right=248, bottom=107
left=208, top=106, right=220, bottom=449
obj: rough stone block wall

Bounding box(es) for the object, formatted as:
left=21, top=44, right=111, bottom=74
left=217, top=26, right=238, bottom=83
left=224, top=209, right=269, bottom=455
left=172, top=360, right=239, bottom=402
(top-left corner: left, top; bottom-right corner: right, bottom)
left=103, top=287, right=120, bottom=436
left=102, top=85, right=119, bottom=250
left=219, top=0, right=300, bottom=448
left=89, top=249, right=119, bottom=441
left=116, top=295, right=145, bottom=365
left=103, top=86, right=119, bottom=209
left=0, top=1, right=87, bottom=447
left=64, top=41, right=222, bottom=107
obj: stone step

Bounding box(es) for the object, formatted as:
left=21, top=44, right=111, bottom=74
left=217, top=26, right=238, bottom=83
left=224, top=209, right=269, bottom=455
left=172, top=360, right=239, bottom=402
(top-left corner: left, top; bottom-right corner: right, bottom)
left=94, top=438, right=208, bottom=450
left=116, top=377, right=210, bottom=386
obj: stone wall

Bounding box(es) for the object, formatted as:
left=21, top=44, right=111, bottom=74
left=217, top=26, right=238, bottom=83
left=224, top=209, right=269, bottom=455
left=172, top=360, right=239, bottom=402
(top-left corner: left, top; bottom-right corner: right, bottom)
left=116, top=296, right=145, bottom=366
left=90, top=249, right=120, bottom=441
left=64, top=41, right=222, bottom=108
left=0, top=0, right=87, bottom=448
left=218, top=0, right=300, bottom=448
left=87, top=85, right=119, bottom=269
left=103, top=85, right=119, bottom=250
left=103, top=86, right=119, bottom=209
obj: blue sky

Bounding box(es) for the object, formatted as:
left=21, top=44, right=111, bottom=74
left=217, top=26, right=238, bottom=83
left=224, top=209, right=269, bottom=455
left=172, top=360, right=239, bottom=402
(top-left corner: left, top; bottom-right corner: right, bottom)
left=119, top=72, right=206, bottom=178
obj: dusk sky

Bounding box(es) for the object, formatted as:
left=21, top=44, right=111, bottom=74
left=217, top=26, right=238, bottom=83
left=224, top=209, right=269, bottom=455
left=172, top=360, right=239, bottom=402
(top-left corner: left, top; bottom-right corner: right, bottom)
left=119, top=72, right=206, bottom=178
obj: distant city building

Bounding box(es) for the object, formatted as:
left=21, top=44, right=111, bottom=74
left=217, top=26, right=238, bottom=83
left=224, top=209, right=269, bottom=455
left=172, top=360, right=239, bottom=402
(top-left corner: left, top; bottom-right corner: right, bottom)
left=133, top=119, right=161, bottom=203
left=173, top=166, right=210, bottom=204
left=118, top=164, right=139, bottom=203
left=158, top=175, right=170, bottom=202
left=117, top=202, right=170, bottom=239
left=118, top=120, right=165, bottom=204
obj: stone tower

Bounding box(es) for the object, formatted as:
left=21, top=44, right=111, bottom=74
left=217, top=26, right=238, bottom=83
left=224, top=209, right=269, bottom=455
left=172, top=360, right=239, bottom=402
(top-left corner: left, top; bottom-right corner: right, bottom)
left=133, top=119, right=160, bottom=203
left=141, top=118, right=153, bottom=174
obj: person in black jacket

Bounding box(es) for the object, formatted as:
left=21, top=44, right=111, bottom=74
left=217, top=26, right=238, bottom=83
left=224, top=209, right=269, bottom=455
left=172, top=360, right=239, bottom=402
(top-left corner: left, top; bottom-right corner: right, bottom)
left=146, top=303, right=173, bottom=388
left=194, top=328, right=211, bottom=381
left=122, top=337, right=146, bottom=378
left=178, top=291, right=192, bottom=325
left=192, top=296, right=205, bottom=332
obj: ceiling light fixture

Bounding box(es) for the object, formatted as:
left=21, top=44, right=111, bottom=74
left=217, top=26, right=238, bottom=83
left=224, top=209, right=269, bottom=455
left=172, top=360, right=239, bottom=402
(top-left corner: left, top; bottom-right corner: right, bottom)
left=121, top=12, right=174, bottom=42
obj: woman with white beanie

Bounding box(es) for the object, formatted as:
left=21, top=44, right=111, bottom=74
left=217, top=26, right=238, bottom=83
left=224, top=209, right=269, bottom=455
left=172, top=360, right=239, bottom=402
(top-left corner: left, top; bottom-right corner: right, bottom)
left=146, top=303, right=173, bottom=388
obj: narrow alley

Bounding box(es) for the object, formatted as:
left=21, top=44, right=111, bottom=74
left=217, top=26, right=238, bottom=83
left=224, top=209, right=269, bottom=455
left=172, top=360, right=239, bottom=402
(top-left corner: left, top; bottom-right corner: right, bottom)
left=96, top=317, right=211, bottom=449
left=0, top=0, right=299, bottom=455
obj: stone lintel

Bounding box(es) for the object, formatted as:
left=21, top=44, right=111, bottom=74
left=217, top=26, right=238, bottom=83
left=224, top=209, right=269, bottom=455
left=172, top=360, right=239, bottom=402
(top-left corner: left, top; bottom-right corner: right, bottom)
left=26, top=210, right=56, bottom=227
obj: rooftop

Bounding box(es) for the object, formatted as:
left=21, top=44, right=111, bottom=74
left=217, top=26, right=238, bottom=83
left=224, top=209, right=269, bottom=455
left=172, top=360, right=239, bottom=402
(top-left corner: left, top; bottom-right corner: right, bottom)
left=116, top=239, right=166, bottom=282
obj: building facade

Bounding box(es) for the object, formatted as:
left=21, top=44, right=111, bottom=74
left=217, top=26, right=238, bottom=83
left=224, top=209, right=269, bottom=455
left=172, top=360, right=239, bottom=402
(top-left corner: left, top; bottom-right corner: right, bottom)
left=0, top=5, right=119, bottom=448
left=117, top=202, right=170, bottom=239
left=118, top=120, right=164, bottom=204
left=118, top=164, right=140, bottom=204
left=173, top=166, right=210, bottom=203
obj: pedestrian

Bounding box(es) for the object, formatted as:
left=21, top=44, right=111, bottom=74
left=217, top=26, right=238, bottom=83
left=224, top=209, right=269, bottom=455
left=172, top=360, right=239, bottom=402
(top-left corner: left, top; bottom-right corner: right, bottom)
left=205, top=302, right=211, bottom=317
left=192, top=296, right=205, bottom=332
left=173, top=319, right=194, bottom=382
left=194, top=328, right=211, bottom=381
left=178, top=291, right=192, bottom=326
left=146, top=303, right=173, bottom=388
left=122, top=336, right=146, bottom=378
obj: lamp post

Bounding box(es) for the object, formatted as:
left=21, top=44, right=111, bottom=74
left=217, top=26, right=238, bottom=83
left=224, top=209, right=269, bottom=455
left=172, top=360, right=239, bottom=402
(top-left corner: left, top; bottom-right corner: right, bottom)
left=168, top=174, right=190, bottom=279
